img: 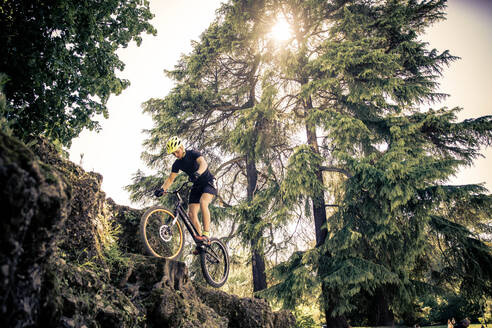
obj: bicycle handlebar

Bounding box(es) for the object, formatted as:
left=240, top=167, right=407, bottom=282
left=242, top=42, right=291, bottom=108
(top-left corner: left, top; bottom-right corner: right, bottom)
left=165, top=180, right=193, bottom=195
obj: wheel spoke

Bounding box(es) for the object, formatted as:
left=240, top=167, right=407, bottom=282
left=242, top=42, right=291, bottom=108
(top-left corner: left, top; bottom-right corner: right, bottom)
left=141, top=207, right=184, bottom=259
left=200, top=239, right=229, bottom=287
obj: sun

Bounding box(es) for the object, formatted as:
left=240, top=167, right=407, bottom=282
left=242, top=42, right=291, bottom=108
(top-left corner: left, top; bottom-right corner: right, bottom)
left=269, top=15, right=292, bottom=42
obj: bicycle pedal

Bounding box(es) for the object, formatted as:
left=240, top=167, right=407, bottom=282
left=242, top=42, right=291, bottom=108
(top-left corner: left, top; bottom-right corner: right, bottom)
left=195, top=235, right=209, bottom=242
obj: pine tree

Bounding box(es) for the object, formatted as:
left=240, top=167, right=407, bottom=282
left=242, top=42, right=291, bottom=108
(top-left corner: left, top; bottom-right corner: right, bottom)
left=264, top=1, right=353, bottom=326
left=128, top=0, right=296, bottom=293
left=126, top=1, right=492, bottom=326
left=260, top=0, right=491, bottom=326
left=299, top=0, right=492, bottom=325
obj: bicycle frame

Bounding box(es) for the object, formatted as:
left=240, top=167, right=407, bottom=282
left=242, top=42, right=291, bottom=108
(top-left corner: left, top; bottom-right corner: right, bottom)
left=171, top=194, right=225, bottom=266
left=169, top=184, right=201, bottom=242
left=144, top=181, right=230, bottom=287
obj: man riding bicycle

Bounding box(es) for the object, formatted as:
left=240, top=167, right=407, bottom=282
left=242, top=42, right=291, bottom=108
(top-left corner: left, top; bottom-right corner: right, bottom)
left=154, top=136, right=217, bottom=243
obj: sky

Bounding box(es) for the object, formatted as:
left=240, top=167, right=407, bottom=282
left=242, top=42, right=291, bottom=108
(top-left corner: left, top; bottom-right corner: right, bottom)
left=68, top=0, right=492, bottom=208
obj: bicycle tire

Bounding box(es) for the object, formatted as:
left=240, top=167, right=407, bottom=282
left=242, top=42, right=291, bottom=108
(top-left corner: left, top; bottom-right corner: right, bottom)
left=200, top=238, right=229, bottom=288
left=140, top=206, right=185, bottom=260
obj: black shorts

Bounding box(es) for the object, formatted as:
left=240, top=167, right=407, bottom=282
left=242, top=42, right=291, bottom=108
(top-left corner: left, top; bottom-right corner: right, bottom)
left=189, top=180, right=217, bottom=204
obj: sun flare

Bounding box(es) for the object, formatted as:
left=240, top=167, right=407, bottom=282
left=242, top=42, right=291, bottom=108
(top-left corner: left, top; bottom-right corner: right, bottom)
left=269, top=15, right=292, bottom=42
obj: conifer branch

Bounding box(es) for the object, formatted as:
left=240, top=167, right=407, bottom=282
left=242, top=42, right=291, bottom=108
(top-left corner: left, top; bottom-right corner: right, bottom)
left=224, top=219, right=238, bottom=242
left=215, top=193, right=233, bottom=208
left=215, top=156, right=245, bottom=174
left=320, top=165, right=352, bottom=178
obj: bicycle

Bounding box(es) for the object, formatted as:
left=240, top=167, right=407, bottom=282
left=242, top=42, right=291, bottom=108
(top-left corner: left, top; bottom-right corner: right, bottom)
left=140, top=181, right=229, bottom=288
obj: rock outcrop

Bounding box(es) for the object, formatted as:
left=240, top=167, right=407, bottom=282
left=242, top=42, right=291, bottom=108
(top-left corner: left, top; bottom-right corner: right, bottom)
left=1, top=132, right=70, bottom=326
left=0, top=131, right=295, bottom=327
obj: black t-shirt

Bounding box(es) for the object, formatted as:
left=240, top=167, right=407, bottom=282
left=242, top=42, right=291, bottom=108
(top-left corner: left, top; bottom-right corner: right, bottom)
left=171, top=149, right=214, bottom=183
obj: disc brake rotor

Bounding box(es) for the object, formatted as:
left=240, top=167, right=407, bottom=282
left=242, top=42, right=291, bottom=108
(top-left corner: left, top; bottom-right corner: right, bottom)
left=159, top=225, right=172, bottom=242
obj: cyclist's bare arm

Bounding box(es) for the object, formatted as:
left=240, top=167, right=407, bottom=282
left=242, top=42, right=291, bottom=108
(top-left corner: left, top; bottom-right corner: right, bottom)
left=161, top=172, right=178, bottom=191
left=196, top=156, right=208, bottom=175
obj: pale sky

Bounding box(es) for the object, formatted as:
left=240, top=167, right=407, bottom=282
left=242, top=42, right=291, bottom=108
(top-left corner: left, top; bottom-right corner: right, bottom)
left=68, top=0, right=492, bottom=208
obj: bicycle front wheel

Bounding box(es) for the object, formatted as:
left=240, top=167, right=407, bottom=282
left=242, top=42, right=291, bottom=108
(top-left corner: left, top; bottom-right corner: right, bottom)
left=140, top=206, right=185, bottom=260
left=200, top=238, right=229, bottom=288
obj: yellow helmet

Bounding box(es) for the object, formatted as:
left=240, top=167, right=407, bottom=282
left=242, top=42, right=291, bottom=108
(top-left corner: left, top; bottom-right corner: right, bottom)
left=166, top=136, right=182, bottom=154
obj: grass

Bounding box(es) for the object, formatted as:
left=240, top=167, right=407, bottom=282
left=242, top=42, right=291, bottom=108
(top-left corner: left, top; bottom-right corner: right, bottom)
left=354, top=325, right=484, bottom=328
left=422, top=326, right=484, bottom=328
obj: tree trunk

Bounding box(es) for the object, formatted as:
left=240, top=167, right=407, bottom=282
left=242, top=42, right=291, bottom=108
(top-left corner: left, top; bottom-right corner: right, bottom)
left=368, top=288, right=394, bottom=326
left=246, top=155, right=267, bottom=292
left=251, top=243, right=267, bottom=292
left=305, top=122, right=328, bottom=247
left=321, top=283, right=350, bottom=328
left=304, top=98, right=348, bottom=327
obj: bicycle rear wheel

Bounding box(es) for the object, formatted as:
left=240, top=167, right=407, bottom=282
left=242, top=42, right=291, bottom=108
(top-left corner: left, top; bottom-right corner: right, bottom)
left=140, top=206, right=185, bottom=259
left=200, top=238, right=229, bottom=288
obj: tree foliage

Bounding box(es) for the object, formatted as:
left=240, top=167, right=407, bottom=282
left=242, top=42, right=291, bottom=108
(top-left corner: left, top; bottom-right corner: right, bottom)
left=129, top=0, right=302, bottom=293
left=128, top=0, right=491, bottom=326
left=303, top=0, right=492, bottom=324
left=257, top=0, right=491, bottom=325
left=0, top=0, right=156, bottom=145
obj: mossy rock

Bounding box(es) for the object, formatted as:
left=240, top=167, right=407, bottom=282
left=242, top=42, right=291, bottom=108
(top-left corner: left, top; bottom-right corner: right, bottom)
left=106, top=198, right=144, bottom=254
left=41, top=256, right=143, bottom=327
left=195, top=283, right=296, bottom=328
left=0, top=131, right=70, bottom=327
left=1, top=132, right=295, bottom=328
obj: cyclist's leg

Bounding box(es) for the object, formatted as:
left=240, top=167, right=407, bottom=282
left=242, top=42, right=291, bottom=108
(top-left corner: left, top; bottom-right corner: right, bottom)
left=200, top=182, right=217, bottom=236
left=189, top=186, right=203, bottom=236
left=200, top=193, right=214, bottom=235
left=189, top=203, right=201, bottom=235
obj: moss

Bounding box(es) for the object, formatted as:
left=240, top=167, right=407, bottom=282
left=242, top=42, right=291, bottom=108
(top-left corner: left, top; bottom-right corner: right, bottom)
left=122, top=210, right=140, bottom=225
left=104, top=243, right=131, bottom=285
left=46, top=258, right=142, bottom=327
left=0, top=131, right=37, bottom=168
left=38, top=161, right=62, bottom=185
left=39, top=259, right=64, bottom=326
left=2, top=132, right=294, bottom=328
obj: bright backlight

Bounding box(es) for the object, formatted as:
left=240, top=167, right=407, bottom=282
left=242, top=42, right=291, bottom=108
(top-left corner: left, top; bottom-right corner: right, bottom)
left=269, top=15, right=292, bottom=41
